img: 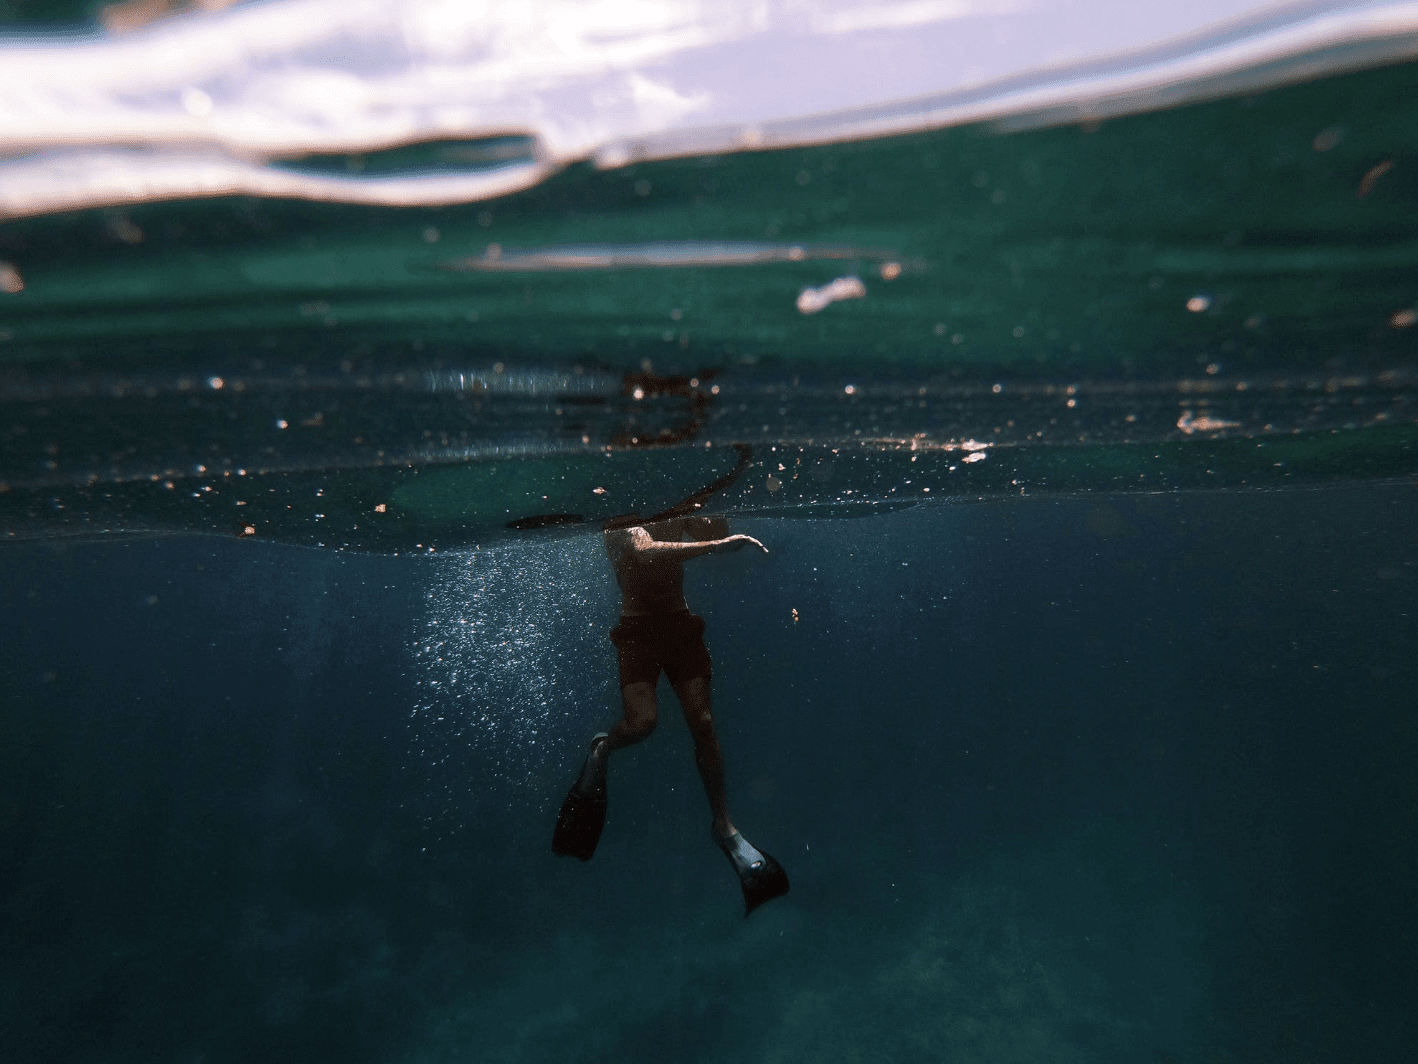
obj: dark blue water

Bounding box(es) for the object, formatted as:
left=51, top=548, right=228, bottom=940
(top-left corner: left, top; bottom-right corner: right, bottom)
left=3, top=483, right=1414, bottom=1063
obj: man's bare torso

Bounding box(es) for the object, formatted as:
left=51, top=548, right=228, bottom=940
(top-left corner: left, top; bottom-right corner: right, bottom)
left=604, top=524, right=691, bottom=617
left=603, top=515, right=764, bottom=618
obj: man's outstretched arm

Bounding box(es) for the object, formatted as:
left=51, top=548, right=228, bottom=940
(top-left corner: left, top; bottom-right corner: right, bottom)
left=621, top=525, right=767, bottom=561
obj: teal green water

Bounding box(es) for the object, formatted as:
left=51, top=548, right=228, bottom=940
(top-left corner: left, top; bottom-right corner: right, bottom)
left=0, top=0, right=95, bottom=23
left=5, top=60, right=1417, bottom=372
left=1, top=58, right=1416, bottom=549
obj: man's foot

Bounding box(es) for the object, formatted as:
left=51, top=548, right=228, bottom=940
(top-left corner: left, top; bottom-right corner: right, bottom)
left=714, top=827, right=790, bottom=916
left=552, top=733, right=611, bottom=862
left=576, top=732, right=611, bottom=792
left=714, top=828, right=766, bottom=872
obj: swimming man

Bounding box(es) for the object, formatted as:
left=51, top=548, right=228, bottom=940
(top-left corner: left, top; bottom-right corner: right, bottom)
left=552, top=512, right=789, bottom=915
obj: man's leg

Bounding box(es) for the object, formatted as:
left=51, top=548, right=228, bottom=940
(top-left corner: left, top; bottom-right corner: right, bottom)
left=671, top=669, right=790, bottom=914
left=608, top=681, right=658, bottom=750
left=671, top=675, right=733, bottom=838
left=555, top=677, right=656, bottom=862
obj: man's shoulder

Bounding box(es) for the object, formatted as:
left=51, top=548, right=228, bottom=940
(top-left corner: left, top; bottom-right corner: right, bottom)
left=604, top=525, right=649, bottom=555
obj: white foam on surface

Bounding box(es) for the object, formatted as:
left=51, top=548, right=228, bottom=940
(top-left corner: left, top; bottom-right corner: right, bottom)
left=2, top=1, right=1416, bottom=215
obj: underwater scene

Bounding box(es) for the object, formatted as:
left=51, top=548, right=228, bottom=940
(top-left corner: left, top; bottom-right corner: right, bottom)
left=2, top=2, right=1416, bottom=1062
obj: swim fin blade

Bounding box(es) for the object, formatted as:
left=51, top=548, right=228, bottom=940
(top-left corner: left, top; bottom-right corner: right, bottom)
left=716, top=830, right=790, bottom=916
left=552, top=734, right=609, bottom=862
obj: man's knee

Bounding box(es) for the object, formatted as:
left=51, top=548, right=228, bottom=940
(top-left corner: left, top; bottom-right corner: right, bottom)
left=618, top=685, right=659, bottom=743
left=621, top=708, right=658, bottom=742
left=684, top=708, right=718, bottom=746
left=673, top=678, right=716, bottom=743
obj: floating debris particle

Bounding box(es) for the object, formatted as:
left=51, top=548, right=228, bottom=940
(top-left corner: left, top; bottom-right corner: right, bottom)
left=797, top=276, right=866, bottom=314
left=1358, top=158, right=1393, bottom=198
left=1311, top=125, right=1344, bottom=152
left=1177, top=410, right=1241, bottom=434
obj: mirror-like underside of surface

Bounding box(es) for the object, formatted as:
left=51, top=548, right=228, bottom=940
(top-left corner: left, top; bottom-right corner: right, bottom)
left=2, top=57, right=1416, bottom=550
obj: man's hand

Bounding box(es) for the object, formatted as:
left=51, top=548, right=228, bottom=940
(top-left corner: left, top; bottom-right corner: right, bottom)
left=717, top=534, right=768, bottom=554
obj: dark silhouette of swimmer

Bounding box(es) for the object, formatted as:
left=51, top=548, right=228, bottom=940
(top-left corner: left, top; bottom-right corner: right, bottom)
left=552, top=511, right=790, bottom=915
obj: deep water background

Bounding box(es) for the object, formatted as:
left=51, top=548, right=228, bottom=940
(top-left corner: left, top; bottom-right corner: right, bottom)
left=2, top=484, right=1415, bottom=1063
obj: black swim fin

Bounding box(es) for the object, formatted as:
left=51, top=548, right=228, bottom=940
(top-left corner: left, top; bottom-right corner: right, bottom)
left=715, top=829, right=790, bottom=916
left=552, top=733, right=610, bottom=861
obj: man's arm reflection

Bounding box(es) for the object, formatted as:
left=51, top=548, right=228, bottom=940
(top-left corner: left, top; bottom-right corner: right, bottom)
left=552, top=513, right=790, bottom=915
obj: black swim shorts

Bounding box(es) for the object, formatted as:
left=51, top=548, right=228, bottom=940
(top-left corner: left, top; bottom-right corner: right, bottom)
left=609, top=611, right=712, bottom=688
